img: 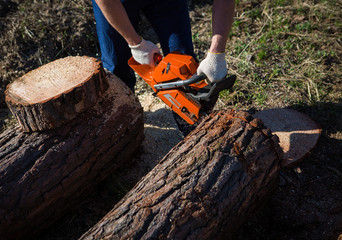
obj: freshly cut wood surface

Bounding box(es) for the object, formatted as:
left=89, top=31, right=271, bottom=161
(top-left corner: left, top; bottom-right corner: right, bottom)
left=5, top=56, right=109, bottom=132
left=80, top=109, right=282, bottom=240
left=254, top=108, right=321, bottom=167
left=0, top=73, right=144, bottom=240
left=7, top=56, right=102, bottom=104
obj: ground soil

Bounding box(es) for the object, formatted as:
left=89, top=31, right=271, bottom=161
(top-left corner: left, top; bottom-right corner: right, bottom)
left=0, top=0, right=341, bottom=239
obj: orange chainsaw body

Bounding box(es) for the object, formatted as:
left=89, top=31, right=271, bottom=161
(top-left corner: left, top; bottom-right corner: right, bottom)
left=128, top=52, right=208, bottom=124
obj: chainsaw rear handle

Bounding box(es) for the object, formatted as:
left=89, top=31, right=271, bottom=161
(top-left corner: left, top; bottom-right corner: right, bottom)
left=154, top=74, right=207, bottom=90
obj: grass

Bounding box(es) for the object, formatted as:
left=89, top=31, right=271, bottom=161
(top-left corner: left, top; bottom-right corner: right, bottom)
left=213, top=0, right=342, bottom=112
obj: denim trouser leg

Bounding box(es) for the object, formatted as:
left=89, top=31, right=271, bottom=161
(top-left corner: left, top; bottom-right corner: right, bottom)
left=92, top=0, right=139, bottom=90
left=142, top=0, right=195, bottom=59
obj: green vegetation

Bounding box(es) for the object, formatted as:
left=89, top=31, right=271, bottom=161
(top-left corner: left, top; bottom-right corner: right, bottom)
left=217, top=0, right=341, bottom=111
left=190, top=0, right=342, bottom=114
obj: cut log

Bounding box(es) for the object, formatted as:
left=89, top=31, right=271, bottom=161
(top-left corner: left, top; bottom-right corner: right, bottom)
left=80, top=109, right=282, bottom=240
left=5, top=56, right=109, bottom=132
left=253, top=108, right=321, bottom=167
left=0, top=73, right=144, bottom=240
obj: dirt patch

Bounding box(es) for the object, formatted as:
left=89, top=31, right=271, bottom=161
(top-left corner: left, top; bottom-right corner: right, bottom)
left=118, top=85, right=184, bottom=183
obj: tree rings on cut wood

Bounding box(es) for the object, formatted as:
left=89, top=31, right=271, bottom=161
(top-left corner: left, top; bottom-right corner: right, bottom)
left=0, top=73, right=144, bottom=240
left=80, top=109, right=282, bottom=240
left=254, top=108, right=321, bottom=168
left=5, top=56, right=109, bottom=132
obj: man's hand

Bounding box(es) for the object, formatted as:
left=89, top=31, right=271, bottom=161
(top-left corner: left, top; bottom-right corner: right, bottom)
left=197, top=52, right=227, bottom=83
left=129, top=38, right=160, bottom=67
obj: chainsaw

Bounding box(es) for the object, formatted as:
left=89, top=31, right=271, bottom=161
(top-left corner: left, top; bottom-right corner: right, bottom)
left=128, top=52, right=236, bottom=125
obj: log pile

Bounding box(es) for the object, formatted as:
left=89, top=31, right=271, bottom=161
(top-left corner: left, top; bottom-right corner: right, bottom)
left=80, top=109, right=282, bottom=240
left=0, top=56, right=284, bottom=240
left=0, top=57, right=144, bottom=239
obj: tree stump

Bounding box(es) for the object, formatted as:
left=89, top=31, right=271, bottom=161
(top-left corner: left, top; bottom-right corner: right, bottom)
left=5, top=56, right=109, bottom=132
left=80, top=109, right=282, bottom=240
left=0, top=69, right=144, bottom=239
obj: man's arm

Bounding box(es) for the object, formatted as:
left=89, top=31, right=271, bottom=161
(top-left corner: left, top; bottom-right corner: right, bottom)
left=210, top=0, right=235, bottom=53
left=95, top=0, right=160, bottom=66
left=197, top=0, right=235, bottom=82
left=95, top=0, right=141, bottom=46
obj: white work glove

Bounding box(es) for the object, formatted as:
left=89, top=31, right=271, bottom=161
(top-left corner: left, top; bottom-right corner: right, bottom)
left=129, top=38, right=160, bottom=67
left=197, top=52, right=228, bottom=83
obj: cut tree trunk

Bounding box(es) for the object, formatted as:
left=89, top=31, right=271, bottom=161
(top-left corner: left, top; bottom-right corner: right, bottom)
left=5, top=56, right=109, bottom=132
left=0, top=73, right=144, bottom=240
left=80, top=109, right=283, bottom=240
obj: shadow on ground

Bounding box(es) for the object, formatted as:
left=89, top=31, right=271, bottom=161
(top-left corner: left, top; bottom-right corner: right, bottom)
left=235, top=102, right=342, bottom=240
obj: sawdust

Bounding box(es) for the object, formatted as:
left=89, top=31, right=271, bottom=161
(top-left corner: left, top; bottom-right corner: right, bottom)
left=120, top=79, right=184, bottom=182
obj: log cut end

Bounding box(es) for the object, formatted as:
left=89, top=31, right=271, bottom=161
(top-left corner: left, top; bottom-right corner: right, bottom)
left=254, top=108, right=321, bottom=167
left=5, top=56, right=109, bottom=132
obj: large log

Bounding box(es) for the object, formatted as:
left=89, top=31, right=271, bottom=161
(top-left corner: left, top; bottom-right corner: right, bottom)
left=80, top=109, right=282, bottom=240
left=5, top=56, right=109, bottom=132
left=0, top=73, right=144, bottom=240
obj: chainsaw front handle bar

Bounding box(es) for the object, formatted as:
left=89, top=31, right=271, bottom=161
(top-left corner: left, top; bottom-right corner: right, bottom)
left=190, top=75, right=236, bottom=102
left=154, top=74, right=207, bottom=90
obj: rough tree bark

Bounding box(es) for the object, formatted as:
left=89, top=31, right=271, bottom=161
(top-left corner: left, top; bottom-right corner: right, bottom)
left=0, top=73, right=144, bottom=240
left=80, top=109, right=283, bottom=240
left=5, top=56, right=109, bottom=132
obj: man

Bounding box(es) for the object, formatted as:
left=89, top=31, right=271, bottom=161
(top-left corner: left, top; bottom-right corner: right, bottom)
left=92, top=0, right=234, bottom=87
left=92, top=0, right=234, bottom=134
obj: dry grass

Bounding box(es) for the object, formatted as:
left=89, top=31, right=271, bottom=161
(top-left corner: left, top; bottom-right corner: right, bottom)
left=0, top=0, right=96, bottom=97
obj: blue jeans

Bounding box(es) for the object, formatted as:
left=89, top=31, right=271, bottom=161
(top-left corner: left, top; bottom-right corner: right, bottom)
left=92, top=0, right=195, bottom=90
